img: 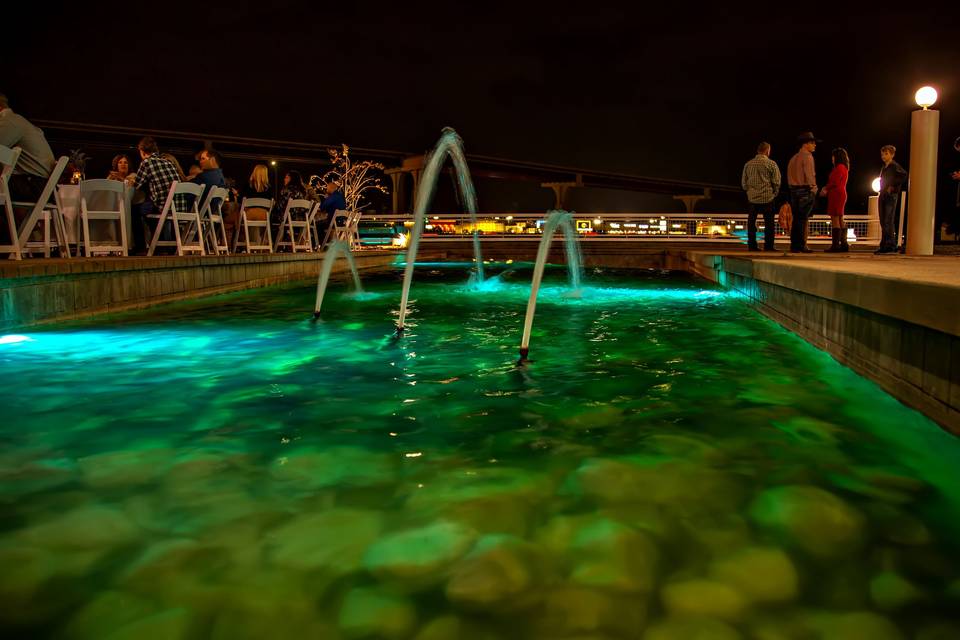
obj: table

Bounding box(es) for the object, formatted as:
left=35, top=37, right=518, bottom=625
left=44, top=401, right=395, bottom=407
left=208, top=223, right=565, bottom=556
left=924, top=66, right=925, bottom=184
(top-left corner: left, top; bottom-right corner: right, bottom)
left=58, top=183, right=134, bottom=250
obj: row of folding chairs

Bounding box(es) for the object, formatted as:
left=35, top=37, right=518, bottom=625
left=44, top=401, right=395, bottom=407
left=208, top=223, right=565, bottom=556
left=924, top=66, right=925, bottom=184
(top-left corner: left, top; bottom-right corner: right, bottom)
left=3, top=143, right=362, bottom=259
left=232, top=196, right=362, bottom=255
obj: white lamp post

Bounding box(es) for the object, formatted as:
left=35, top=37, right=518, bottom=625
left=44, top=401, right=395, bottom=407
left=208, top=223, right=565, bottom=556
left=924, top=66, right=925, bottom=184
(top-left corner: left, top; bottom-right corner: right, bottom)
left=867, top=177, right=882, bottom=242
left=906, top=86, right=939, bottom=255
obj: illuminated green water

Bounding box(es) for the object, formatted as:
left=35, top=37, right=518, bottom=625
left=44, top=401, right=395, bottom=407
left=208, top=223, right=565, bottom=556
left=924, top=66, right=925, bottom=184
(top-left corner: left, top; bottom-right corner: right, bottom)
left=2, top=267, right=959, bottom=639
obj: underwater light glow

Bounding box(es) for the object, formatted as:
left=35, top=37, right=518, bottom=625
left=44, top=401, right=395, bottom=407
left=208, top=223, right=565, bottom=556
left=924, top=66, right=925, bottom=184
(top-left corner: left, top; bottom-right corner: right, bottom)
left=0, top=335, right=33, bottom=345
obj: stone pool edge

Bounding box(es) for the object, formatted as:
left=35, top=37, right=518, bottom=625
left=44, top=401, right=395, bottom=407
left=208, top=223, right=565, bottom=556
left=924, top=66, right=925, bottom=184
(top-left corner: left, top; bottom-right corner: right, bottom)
left=676, top=251, right=960, bottom=436
left=0, top=250, right=435, bottom=331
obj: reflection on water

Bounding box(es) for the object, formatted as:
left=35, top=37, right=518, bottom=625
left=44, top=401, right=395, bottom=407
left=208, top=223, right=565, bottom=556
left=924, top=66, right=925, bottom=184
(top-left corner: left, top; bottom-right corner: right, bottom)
left=1, top=268, right=959, bottom=639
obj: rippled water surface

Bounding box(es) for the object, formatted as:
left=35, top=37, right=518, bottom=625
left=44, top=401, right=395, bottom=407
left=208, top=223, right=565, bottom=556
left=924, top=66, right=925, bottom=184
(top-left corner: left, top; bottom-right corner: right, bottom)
left=2, top=267, right=959, bottom=639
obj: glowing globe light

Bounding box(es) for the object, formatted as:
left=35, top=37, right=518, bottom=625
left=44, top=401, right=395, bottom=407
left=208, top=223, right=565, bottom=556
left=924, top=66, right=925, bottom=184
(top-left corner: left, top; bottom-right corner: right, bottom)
left=915, top=86, right=938, bottom=109
left=872, top=177, right=882, bottom=193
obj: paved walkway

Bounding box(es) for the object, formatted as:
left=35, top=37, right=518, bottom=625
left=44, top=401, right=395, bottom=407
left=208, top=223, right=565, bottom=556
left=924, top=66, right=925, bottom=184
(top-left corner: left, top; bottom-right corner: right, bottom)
left=718, top=250, right=960, bottom=290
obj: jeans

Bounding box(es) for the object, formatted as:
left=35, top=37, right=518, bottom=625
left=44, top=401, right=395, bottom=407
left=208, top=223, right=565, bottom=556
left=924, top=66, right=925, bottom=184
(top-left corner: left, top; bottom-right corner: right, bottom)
left=789, top=187, right=815, bottom=250
left=132, top=200, right=174, bottom=251
left=879, top=193, right=900, bottom=250
left=748, top=201, right=776, bottom=249
left=131, top=200, right=156, bottom=252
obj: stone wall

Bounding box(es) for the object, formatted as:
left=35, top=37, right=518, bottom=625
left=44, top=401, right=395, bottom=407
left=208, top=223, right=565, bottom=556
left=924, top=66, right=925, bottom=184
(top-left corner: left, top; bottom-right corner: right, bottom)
left=0, top=251, right=403, bottom=331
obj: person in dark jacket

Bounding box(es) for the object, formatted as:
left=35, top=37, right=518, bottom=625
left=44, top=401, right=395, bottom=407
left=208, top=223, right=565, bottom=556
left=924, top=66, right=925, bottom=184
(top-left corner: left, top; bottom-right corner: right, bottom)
left=190, top=148, right=226, bottom=210
left=875, top=145, right=908, bottom=254
left=319, top=180, right=348, bottom=244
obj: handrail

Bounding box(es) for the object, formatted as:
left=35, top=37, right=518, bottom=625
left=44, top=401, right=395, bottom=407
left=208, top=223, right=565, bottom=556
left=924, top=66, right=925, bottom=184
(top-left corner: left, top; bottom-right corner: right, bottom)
left=33, top=119, right=409, bottom=160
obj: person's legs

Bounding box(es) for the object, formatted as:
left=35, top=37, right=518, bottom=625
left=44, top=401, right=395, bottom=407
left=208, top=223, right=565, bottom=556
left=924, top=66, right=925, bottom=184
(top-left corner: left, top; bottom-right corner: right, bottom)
left=878, top=195, right=896, bottom=252
left=789, top=191, right=803, bottom=251
left=131, top=200, right=155, bottom=254
left=790, top=188, right=813, bottom=252
left=826, top=215, right=840, bottom=252
left=8, top=173, right=48, bottom=232
left=762, top=202, right=776, bottom=250
left=747, top=204, right=760, bottom=250
left=8, top=173, right=46, bottom=203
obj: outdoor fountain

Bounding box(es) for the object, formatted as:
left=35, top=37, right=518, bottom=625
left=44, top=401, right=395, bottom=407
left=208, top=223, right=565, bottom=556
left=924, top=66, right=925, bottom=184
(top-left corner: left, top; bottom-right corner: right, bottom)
left=517, top=210, right=583, bottom=363
left=395, top=128, right=485, bottom=334
left=313, top=240, right=363, bottom=318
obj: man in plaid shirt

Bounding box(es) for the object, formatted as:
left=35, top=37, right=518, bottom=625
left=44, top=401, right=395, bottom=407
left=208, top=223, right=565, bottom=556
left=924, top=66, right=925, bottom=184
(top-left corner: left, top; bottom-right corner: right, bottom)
left=132, top=136, right=188, bottom=253
left=741, top=141, right=781, bottom=251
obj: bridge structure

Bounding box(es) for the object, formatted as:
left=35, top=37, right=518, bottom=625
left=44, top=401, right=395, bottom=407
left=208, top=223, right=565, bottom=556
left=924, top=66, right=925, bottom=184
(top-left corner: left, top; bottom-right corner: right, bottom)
left=35, top=120, right=742, bottom=214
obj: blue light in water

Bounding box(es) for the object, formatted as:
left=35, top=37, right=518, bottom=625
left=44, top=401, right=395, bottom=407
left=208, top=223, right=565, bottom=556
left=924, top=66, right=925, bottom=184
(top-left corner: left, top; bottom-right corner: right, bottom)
left=0, top=335, right=33, bottom=345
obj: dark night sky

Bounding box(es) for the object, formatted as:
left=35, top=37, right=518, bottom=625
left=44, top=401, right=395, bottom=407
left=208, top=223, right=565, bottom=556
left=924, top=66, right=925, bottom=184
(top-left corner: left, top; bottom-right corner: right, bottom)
left=5, top=0, right=959, bottom=213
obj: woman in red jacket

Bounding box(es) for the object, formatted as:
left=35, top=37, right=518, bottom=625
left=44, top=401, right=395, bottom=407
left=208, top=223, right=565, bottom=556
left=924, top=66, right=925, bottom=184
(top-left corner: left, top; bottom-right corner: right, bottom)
left=822, top=148, right=850, bottom=252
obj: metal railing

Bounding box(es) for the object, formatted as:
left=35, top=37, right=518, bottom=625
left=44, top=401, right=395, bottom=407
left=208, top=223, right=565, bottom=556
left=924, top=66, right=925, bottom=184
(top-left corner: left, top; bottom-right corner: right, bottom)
left=360, top=212, right=878, bottom=244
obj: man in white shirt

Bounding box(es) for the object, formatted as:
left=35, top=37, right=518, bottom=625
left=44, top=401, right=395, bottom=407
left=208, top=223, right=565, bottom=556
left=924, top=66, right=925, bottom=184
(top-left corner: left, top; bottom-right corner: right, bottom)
left=0, top=93, right=56, bottom=202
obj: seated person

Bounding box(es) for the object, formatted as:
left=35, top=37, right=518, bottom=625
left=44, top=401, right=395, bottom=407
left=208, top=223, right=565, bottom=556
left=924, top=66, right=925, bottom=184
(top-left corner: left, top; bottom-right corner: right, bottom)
left=107, top=154, right=135, bottom=184
left=131, top=136, right=188, bottom=253
left=274, top=170, right=307, bottom=227
left=320, top=180, right=347, bottom=240
left=190, top=148, right=226, bottom=210
left=0, top=92, right=55, bottom=207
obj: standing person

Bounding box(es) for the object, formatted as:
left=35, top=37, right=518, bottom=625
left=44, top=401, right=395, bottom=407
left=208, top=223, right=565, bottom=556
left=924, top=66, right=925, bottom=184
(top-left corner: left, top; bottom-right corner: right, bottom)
left=786, top=132, right=820, bottom=253
left=741, top=141, right=781, bottom=251
left=875, top=144, right=908, bottom=254
left=821, top=148, right=850, bottom=252
left=131, top=136, right=188, bottom=254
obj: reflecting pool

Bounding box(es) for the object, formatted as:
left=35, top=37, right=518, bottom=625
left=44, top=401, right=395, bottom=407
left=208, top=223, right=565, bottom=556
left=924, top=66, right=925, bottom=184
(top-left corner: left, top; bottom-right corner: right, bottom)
left=2, top=267, right=958, bottom=639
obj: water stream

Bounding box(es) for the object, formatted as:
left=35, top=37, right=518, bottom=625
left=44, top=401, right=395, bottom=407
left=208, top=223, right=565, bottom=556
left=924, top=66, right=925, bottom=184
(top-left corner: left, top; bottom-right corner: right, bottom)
left=518, top=210, right=583, bottom=361
left=313, top=240, right=363, bottom=317
left=396, top=128, right=484, bottom=332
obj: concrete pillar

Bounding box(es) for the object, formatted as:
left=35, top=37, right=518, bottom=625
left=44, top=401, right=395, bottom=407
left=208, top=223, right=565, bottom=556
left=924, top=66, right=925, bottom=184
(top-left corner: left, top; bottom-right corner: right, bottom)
left=388, top=173, right=401, bottom=213
left=867, top=195, right=880, bottom=241
left=906, top=108, right=939, bottom=255
left=411, top=170, right=421, bottom=210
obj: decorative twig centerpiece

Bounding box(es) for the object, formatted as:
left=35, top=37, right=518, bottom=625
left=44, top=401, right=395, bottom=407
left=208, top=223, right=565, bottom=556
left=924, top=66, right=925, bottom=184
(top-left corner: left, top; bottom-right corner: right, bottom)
left=320, top=144, right=389, bottom=211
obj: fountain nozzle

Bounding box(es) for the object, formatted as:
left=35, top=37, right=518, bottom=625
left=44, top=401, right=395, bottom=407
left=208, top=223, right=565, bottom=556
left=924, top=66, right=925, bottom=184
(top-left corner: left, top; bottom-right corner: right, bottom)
left=517, top=347, right=530, bottom=366
left=393, top=324, right=405, bottom=337
left=312, top=311, right=321, bottom=320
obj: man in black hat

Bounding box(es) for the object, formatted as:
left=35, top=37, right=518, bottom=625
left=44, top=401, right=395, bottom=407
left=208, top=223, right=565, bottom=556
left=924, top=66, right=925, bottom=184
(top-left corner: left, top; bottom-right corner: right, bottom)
left=786, top=132, right=819, bottom=252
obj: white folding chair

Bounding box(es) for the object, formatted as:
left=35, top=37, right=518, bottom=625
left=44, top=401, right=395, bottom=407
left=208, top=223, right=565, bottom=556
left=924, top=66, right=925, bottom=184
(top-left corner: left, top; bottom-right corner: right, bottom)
left=0, top=145, right=24, bottom=260
left=233, top=197, right=273, bottom=253
left=198, top=186, right=230, bottom=255
left=16, top=156, right=70, bottom=258
left=274, top=198, right=315, bottom=253
left=321, top=209, right=363, bottom=249
left=79, top=179, right=128, bottom=257
left=147, top=181, right=205, bottom=256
